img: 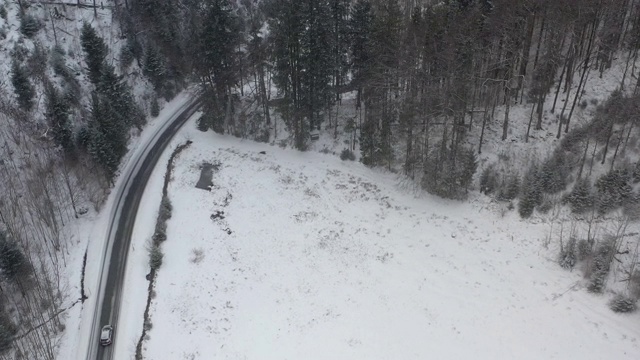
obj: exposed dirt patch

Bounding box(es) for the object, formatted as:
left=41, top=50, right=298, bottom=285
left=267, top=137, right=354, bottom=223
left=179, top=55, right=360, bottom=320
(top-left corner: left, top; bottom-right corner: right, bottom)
left=195, top=162, right=220, bottom=191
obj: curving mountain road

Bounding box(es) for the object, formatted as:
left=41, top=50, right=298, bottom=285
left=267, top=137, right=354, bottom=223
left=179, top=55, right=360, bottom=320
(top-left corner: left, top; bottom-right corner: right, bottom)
left=85, top=97, right=201, bottom=360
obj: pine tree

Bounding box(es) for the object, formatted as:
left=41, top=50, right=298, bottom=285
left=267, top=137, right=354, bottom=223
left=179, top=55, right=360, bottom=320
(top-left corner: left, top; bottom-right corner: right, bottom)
left=365, top=0, right=402, bottom=168
left=247, top=22, right=271, bottom=128
left=422, top=142, right=477, bottom=199
left=11, top=61, right=35, bottom=111
left=133, top=0, right=183, bottom=61
left=119, top=36, right=137, bottom=70
left=480, top=166, right=499, bottom=195
left=45, top=84, right=74, bottom=153
left=329, top=0, right=351, bottom=100
left=194, top=0, right=242, bottom=134
left=267, top=0, right=341, bottom=147
left=566, top=177, right=594, bottom=214
left=498, top=174, right=521, bottom=201
left=596, top=169, right=633, bottom=214
left=518, top=164, right=542, bottom=218
left=19, top=13, right=41, bottom=38
left=87, top=92, right=127, bottom=179
left=86, top=62, right=144, bottom=180
left=301, top=0, right=334, bottom=131
left=359, top=118, right=379, bottom=166
left=150, top=95, right=160, bottom=117
left=350, top=0, right=377, bottom=162
left=80, top=23, right=108, bottom=85
left=349, top=0, right=374, bottom=100
left=458, top=148, right=478, bottom=193
left=268, top=0, right=306, bottom=148
left=98, top=64, right=146, bottom=130
left=538, top=151, right=569, bottom=194
left=143, top=44, right=167, bottom=91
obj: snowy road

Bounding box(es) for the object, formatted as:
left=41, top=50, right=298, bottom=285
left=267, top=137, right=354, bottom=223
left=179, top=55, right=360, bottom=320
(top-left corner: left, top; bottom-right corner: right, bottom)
left=84, top=97, right=201, bottom=360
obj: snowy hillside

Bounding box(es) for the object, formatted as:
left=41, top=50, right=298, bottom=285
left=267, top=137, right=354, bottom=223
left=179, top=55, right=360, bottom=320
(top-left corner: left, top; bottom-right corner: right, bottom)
left=115, top=120, right=640, bottom=359
left=1, top=1, right=640, bottom=359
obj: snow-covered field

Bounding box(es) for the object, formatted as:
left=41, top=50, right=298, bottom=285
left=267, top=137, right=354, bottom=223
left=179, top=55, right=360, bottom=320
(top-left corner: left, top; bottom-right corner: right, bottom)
left=121, top=122, right=640, bottom=360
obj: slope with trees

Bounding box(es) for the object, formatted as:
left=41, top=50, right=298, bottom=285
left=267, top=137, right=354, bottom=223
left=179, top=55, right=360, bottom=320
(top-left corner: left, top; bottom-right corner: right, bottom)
left=2, top=0, right=640, bottom=357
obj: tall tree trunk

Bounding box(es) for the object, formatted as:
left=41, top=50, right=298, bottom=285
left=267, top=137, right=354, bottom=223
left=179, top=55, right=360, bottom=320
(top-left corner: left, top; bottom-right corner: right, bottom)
left=478, top=91, right=491, bottom=154
left=621, top=48, right=634, bottom=90
left=601, top=121, right=615, bottom=165
left=519, top=12, right=537, bottom=104
left=535, top=92, right=546, bottom=130
left=610, top=124, right=626, bottom=170
left=525, top=101, right=536, bottom=143
left=565, top=18, right=598, bottom=134
left=533, top=12, right=547, bottom=70
left=258, top=63, right=271, bottom=126
left=502, top=86, right=511, bottom=141
left=551, top=53, right=568, bottom=113
left=588, top=139, right=598, bottom=176
left=578, top=137, right=590, bottom=178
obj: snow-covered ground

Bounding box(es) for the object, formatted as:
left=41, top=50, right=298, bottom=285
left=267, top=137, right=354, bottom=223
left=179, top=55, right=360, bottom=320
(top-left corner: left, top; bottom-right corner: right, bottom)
left=113, top=120, right=640, bottom=360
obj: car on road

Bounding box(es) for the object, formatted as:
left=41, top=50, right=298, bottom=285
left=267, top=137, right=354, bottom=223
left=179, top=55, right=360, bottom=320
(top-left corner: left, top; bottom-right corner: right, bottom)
left=100, top=325, right=113, bottom=346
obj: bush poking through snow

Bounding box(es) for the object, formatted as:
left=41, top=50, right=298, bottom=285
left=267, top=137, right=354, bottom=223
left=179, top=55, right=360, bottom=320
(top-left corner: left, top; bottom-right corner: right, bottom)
left=0, top=232, right=31, bottom=283
left=559, top=238, right=577, bottom=269
left=479, top=166, right=499, bottom=195
left=340, top=148, right=356, bottom=161
left=497, top=174, right=520, bottom=201
left=537, top=197, right=553, bottom=214
left=151, top=197, right=172, bottom=250
left=197, top=115, right=209, bottom=132
left=119, top=37, right=140, bottom=70
left=565, top=177, right=594, bottom=214
left=27, top=44, right=48, bottom=82
left=150, top=96, right=160, bottom=117
left=576, top=239, right=593, bottom=262
left=149, top=244, right=163, bottom=270
left=518, top=164, right=542, bottom=218
left=190, top=248, right=205, bottom=264
left=20, top=14, right=41, bottom=38
left=51, top=45, right=69, bottom=76
left=609, top=294, right=637, bottom=313
left=160, top=198, right=173, bottom=220
left=538, top=150, right=570, bottom=194
left=11, top=60, right=35, bottom=111
left=587, top=241, right=614, bottom=293
left=152, top=229, right=166, bottom=243
left=143, top=44, right=167, bottom=92
left=595, top=169, right=632, bottom=214
left=422, top=145, right=477, bottom=200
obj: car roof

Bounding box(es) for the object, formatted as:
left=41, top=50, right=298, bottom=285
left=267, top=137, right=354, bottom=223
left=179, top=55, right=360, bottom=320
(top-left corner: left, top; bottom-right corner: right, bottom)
left=100, top=326, right=112, bottom=338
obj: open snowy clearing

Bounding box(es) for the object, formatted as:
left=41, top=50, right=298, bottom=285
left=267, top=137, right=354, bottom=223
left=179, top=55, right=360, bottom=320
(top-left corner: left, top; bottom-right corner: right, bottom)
left=133, top=122, right=640, bottom=360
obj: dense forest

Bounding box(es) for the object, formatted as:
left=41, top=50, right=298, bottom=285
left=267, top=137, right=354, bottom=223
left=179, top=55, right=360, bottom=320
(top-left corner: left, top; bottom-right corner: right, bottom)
left=116, top=0, right=640, bottom=200
left=0, top=0, right=640, bottom=358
